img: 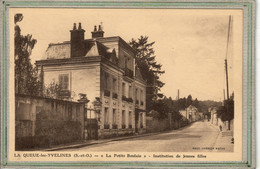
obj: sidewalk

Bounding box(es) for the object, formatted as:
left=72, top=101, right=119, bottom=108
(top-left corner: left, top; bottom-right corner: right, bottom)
left=207, top=121, right=234, bottom=152
left=213, top=130, right=234, bottom=152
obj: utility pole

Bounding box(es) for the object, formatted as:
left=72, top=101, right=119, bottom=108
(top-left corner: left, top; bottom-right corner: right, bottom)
left=223, top=89, right=226, bottom=101
left=225, top=15, right=231, bottom=100
left=185, top=98, right=188, bottom=123
left=177, top=89, right=179, bottom=100
left=225, top=50, right=230, bottom=100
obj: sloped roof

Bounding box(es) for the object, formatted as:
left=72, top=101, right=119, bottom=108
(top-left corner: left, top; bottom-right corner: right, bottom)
left=44, top=42, right=70, bottom=59
left=135, top=66, right=145, bottom=82
left=85, top=40, right=109, bottom=57
left=44, top=40, right=113, bottom=60
left=187, top=105, right=198, bottom=111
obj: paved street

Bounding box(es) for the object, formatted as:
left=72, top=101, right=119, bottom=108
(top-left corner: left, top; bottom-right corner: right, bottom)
left=61, top=121, right=231, bottom=152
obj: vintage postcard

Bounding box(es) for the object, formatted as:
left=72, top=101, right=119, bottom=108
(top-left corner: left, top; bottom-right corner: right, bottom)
left=1, top=0, right=255, bottom=168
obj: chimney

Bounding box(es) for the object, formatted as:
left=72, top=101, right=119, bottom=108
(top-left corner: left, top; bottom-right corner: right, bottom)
left=91, top=25, right=104, bottom=38
left=70, top=22, right=85, bottom=58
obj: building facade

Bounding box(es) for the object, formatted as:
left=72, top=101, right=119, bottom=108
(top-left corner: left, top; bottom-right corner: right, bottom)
left=209, top=107, right=218, bottom=125
left=36, top=23, right=147, bottom=139
left=186, top=105, right=200, bottom=122
left=179, top=105, right=200, bottom=122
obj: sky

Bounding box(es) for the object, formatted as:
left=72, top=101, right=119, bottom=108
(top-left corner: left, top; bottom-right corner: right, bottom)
left=12, top=8, right=243, bottom=101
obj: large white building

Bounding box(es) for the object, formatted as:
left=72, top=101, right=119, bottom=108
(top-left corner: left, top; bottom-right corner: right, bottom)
left=36, top=23, right=147, bottom=139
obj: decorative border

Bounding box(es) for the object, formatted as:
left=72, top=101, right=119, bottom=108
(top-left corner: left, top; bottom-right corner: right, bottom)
left=0, top=0, right=255, bottom=168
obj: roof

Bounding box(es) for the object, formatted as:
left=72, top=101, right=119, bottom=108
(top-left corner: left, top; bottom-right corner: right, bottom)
left=187, top=105, right=198, bottom=111
left=85, top=40, right=108, bottom=57
left=43, top=36, right=136, bottom=60
left=43, top=40, right=113, bottom=60
left=44, top=42, right=70, bottom=59
left=96, top=36, right=137, bottom=54
left=135, top=66, right=145, bottom=82
left=85, top=40, right=118, bottom=64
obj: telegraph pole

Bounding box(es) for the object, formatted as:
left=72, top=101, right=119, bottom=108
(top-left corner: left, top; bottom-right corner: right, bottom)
left=225, top=59, right=229, bottom=100
left=225, top=15, right=232, bottom=100
left=223, top=89, right=226, bottom=101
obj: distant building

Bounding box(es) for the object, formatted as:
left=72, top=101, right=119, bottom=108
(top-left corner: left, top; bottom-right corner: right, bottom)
left=209, top=107, right=218, bottom=125
left=179, top=110, right=188, bottom=121
left=36, top=23, right=147, bottom=139
left=179, top=105, right=200, bottom=122
left=186, top=105, right=200, bottom=122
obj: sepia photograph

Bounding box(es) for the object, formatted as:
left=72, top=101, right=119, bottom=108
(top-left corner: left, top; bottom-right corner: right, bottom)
left=1, top=1, right=255, bottom=167
left=13, top=8, right=241, bottom=153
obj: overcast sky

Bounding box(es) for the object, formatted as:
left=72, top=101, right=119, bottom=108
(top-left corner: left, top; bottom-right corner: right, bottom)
left=12, top=8, right=243, bottom=101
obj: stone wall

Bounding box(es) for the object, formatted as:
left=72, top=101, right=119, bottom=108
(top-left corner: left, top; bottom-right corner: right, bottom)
left=216, top=118, right=234, bottom=131
left=146, top=115, right=187, bottom=133
left=146, top=116, right=169, bottom=133
left=15, top=94, right=84, bottom=150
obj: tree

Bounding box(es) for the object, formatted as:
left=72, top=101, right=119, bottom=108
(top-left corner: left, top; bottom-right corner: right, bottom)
left=129, top=36, right=165, bottom=111
left=15, top=13, right=40, bottom=96
left=43, top=82, right=62, bottom=99
left=217, top=98, right=234, bottom=130
left=151, top=98, right=169, bottom=119
left=150, top=97, right=182, bottom=121
left=192, top=98, right=200, bottom=111
left=186, top=95, right=193, bottom=107
left=176, top=97, right=187, bottom=110
left=199, top=100, right=222, bottom=114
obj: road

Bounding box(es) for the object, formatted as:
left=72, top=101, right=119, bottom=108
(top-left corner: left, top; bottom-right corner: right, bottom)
left=62, top=121, right=221, bottom=152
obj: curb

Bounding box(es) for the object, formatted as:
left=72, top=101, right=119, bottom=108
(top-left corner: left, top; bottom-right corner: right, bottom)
left=45, top=124, right=192, bottom=151
left=44, top=122, right=196, bottom=151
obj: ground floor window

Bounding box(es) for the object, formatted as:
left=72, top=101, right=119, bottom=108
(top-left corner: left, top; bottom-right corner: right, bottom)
left=140, top=113, right=143, bottom=128
left=129, top=111, right=132, bottom=128
left=113, top=109, right=116, bottom=124
left=122, top=110, right=125, bottom=129
left=112, top=109, right=117, bottom=129
left=104, top=107, right=109, bottom=129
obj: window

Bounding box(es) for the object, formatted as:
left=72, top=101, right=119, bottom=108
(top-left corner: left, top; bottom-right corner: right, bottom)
left=140, top=90, right=143, bottom=101
left=135, top=88, right=139, bottom=104
left=129, top=85, right=132, bottom=98
left=129, top=111, right=132, bottom=125
left=140, top=89, right=144, bottom=105
left=112, top=78, right=117, bottom=92
left=59, top=74, right=69, bottom=90
left=122, top=83, right=125, bottom=96
left=113, top=109, right=116, bottom=124
left=104, top=73, right=109, bottom=90
left=122, top=110, right=125, bottom=125
left=104, top=108, right=109, bottom=125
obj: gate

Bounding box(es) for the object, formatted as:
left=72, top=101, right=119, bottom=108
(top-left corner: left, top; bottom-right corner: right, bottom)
left=86, top=119, right=98, bottom=140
